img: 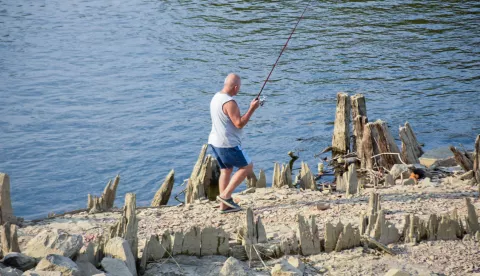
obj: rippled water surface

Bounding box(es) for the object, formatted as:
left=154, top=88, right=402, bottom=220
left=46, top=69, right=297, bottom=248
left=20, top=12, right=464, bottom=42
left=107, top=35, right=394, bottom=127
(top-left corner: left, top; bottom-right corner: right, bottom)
left=1, top=0, right=479, bottom=219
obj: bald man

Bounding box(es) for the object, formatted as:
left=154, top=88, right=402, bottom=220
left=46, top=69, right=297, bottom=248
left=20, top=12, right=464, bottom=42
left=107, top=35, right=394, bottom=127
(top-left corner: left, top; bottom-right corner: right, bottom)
left=208, top=73, right=260, bottom=213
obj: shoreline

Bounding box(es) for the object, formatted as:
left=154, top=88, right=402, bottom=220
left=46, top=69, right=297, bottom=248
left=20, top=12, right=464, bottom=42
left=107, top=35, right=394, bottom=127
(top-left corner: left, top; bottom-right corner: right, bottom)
left=0, top=92, right=479, bottom=275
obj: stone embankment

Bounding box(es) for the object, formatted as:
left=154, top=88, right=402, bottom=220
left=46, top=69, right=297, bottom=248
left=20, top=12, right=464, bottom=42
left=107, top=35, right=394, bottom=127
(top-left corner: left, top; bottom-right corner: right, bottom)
left=0, top=93, right=479, bottom=275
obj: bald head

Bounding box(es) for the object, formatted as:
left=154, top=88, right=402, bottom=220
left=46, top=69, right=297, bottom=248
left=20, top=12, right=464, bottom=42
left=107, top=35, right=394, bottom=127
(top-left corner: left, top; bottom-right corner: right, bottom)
left=223, top=73, right=241, bottom=96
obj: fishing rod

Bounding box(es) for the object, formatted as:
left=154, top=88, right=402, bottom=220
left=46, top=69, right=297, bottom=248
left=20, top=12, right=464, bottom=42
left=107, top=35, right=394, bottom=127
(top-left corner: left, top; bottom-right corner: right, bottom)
left=256, top=0, right=312, bottom=102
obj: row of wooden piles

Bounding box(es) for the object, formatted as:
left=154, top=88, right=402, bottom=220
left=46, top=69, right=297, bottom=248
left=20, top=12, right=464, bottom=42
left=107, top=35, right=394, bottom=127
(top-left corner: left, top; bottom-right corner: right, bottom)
left=331, top=93, right=480, bottom=192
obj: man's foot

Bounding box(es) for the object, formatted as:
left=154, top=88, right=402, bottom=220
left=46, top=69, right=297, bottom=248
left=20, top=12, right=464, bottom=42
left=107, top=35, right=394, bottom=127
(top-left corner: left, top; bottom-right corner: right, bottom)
left=216, top=196, right=241, bottom=209
left=220, top=206, right=242, bottom=214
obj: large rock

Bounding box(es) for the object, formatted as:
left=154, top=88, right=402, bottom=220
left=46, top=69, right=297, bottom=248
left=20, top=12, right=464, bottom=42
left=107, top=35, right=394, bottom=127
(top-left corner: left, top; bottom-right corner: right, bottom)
left=76, top=240, right=104, bottom=267
left=384, top=268, right=410, bottom=276
left=1, top=222, right=20, bottom=255
left=2, top=252, right=37, bottom=271
left=22, top=271, right=62, bottom=276
left=35, top=254, right=81, bottom=276
left=271, top=259, right=303, bottom=276
left=100, top=257, right=133, bottom=276
left=75, top=261, right=103, bottom=276
left=287, top=256, right=305, bottom=274
left=25, top=230, right=83, bottom=259
left=0, top=266, right=22, bottom=276
left=104, top=237, right=137, bottom=276
left=219, top=257, right=247, bottom=276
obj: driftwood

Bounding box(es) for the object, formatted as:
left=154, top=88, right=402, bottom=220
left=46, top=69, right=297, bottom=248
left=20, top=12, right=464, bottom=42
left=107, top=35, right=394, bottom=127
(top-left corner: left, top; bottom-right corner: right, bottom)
left=399, top=122, right=424, bottom=164
left=332, top=92, right=351, bottom=158
left=151, top=169, right=175, bottom=206
left=449, top=146, right=473, bottom=172
left=361, top=120, right=401, bottom=170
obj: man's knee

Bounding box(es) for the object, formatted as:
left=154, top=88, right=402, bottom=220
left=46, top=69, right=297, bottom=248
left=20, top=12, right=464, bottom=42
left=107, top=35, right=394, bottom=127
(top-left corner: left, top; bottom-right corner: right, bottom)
left=221, top=167, right=233, bottom=175
left=245, top=162, right=253, bottom=173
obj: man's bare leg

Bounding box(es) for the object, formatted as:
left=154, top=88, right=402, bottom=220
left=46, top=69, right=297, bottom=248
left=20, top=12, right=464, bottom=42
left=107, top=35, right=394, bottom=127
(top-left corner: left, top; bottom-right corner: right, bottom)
left=219, top=167, right=233, bottom=210
left=220, top=163, right=253, bottom=201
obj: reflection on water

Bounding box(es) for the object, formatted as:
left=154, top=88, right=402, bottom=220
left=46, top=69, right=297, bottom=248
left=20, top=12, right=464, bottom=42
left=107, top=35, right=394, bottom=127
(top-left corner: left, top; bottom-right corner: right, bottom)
left=0, top=0, right=479, bottom=218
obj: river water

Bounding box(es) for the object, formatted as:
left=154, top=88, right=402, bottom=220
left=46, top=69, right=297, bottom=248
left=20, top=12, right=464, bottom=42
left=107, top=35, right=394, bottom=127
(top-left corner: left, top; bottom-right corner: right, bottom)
left=1, top=0, right=479, bottom=219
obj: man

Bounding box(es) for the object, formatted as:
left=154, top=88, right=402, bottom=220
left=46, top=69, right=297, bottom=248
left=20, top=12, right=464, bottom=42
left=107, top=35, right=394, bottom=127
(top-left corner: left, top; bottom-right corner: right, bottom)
left=208, top=73, right=260, bottom=213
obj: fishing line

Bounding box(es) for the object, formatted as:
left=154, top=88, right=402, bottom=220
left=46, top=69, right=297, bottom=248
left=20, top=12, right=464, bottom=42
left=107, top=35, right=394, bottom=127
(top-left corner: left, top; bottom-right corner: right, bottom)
left=256, top=0, right=313, bottom=103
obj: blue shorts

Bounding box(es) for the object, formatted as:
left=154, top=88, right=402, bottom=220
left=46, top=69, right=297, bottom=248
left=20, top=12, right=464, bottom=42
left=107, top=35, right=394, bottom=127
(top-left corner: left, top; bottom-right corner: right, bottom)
left=209, top=144, right=251, bottom=169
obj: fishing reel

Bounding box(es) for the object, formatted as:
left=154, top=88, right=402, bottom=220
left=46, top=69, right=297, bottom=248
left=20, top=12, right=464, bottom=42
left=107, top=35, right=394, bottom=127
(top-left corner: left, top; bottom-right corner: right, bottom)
left=259, top=95, right=267, bottom=106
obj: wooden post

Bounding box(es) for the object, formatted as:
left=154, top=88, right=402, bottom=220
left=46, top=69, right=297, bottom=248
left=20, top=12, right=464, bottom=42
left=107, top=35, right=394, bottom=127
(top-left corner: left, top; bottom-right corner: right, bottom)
left=332, top=92, right=351, bottom=158
left=186, top=144, right=208, bottom=203
left=399, top=122, right=424, bottom=164
left=351, top=94, right=367, bottom=153
left=0, top=173, right=16, bottom=225
left=354, top=115, right=368, bottom=165
left=151, top=170, right=175, bottom=206
left=361, top=123, right=374, bottom=170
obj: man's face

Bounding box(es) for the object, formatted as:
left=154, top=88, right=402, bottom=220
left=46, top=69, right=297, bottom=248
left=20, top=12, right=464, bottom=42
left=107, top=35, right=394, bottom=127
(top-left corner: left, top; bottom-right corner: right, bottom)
left=234, top=80, right=241, bottom=95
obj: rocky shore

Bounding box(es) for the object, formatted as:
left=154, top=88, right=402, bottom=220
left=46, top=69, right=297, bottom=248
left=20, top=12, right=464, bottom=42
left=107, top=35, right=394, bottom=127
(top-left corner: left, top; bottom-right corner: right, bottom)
left=0, top=93, right=479, bottom=276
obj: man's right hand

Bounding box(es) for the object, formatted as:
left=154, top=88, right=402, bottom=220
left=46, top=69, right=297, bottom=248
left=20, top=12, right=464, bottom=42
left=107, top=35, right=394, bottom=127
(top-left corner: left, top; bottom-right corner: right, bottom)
left=250, top=98, right=260, bottom=111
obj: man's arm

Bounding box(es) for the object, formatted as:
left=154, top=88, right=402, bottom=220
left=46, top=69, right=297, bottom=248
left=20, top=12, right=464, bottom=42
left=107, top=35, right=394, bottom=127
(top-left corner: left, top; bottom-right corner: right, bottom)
left=223, top=98, right=260, bottom=129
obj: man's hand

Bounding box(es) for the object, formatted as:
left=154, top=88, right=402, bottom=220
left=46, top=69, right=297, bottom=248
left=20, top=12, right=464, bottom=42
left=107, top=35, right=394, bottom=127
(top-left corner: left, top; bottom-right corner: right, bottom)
left=250, top=98, right=260, bottom=111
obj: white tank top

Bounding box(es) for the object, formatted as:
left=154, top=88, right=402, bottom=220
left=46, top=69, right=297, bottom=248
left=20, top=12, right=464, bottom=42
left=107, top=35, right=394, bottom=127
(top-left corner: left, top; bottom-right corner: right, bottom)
left=208, top=92, right=243, bottom=147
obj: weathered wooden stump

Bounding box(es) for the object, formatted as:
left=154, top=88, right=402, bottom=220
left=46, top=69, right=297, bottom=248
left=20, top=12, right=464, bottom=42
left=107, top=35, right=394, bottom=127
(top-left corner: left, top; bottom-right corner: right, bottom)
left=0, top=173, right=16, bottom=225
left=449, top=145, right=473, bottom=172
left=361, top=120, right=401, bottom=170
left=256, top=169, right=267, bottom=188
left=351, top=94, right=367, bottom=153
left=399, top=122, right=424, bottom=164
left=186, top=145, right=221, bottom=203
left=299, top=162, right=316, bottom=191
left=109, top=193, right=138, bottom=260
left=151, top=169, right=175, bottom=206
left=472, top=135, right=480, bottom=181
left=332, top=92, right=351, bottom=158
left=87, top=175, right=120, bottom=213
